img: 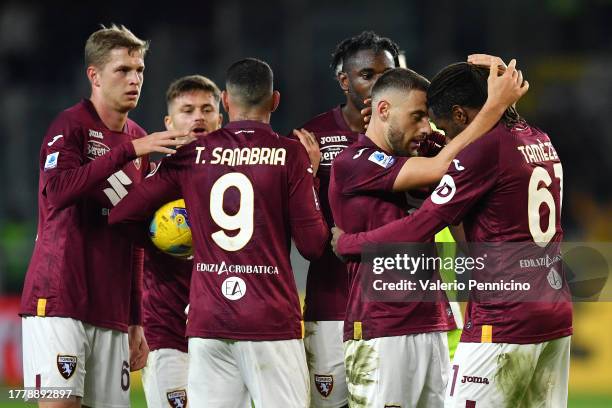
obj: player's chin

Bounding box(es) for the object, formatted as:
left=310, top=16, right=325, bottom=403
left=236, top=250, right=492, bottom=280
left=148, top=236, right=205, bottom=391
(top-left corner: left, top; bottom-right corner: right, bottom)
left=122, top=97, right=139, bottom=110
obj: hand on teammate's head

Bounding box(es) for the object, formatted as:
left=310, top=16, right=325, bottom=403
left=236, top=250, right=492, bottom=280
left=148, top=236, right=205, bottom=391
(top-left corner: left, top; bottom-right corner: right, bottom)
left=467, top=53, right=507, bottom=74
left=485, top=58, right=529, bottom=111
left=132, top=129, right=190, bottom=157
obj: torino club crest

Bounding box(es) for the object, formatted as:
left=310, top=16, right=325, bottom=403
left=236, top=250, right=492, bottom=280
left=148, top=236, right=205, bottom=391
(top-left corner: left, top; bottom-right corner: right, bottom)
left=314, top=374, right=334, bottom=397
left=57, top=355, right=77, bottom=379
left=167, top=389, right=187, bottom=408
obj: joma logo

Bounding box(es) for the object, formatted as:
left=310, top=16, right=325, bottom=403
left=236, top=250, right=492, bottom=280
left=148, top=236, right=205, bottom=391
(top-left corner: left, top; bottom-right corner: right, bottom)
left=461, top=375, right=489, bottom=384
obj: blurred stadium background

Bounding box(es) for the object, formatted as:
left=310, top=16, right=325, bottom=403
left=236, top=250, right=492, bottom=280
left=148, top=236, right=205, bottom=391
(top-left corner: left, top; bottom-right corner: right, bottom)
left=0, top=0, right=611, bottom=406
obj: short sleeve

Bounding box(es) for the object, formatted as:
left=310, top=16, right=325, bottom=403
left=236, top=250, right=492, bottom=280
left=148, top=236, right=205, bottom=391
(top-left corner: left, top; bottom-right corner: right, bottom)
left=337, top=148, right=408, bottom=195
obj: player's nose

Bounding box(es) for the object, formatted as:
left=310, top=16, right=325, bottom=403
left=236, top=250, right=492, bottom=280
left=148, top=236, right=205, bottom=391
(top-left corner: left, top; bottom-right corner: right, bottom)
left=421, top=119, right=432, bottom=135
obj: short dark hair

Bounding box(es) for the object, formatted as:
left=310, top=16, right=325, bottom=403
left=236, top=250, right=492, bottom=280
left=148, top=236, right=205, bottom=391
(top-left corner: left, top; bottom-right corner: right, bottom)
left=225, top=58, right=273, bottom=107
left=166, top=75, right=221, bottom=109
left=371, top=68, right=430, bottom=103
left=331, top=31, right=400, bottom=73
left=427, top=62, right=522, bottom=126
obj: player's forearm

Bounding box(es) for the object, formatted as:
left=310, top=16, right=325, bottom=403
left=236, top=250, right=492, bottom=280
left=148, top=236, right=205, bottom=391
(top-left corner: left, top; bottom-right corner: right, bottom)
left=109, top=198, right=153, bottom=225
left=337, top=209, right=447, bottom=257
left=435, top=103, right=505, bottom=166
left=45, top=141, right=137, bottom=209
left=293, top=220, right=329, bottom=260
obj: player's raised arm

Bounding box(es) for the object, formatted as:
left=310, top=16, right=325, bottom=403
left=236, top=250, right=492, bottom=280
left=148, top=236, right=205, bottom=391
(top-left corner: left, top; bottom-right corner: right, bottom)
left=391, top=58, right=528, bottom=191
left=288, top=143, right=329, bottom=260
left=109, top=158, right=182, bottom=225
left=44, top=128, right=187, bottom=209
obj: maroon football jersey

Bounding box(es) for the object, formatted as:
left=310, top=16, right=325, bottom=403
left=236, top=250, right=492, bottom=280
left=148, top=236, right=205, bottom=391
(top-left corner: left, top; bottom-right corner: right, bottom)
left=337, top=123, right=572, bottom=344
left=143, top=244, right=191, bottom=353
left=20, top=99, right=148, bottom=332
left=110, top=120, right=328, bottom=340
left=296, top=106, right=360, bottom=321
left=329, top=134, right=456, bottom=341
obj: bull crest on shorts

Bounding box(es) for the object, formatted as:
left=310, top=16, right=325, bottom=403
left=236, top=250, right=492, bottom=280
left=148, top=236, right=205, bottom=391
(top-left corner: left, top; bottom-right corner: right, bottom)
left=167, top=389, right=187, bottom=408
left=57, top=355, right=77, bottom=379
left=314, top=374, right=333, bottom=397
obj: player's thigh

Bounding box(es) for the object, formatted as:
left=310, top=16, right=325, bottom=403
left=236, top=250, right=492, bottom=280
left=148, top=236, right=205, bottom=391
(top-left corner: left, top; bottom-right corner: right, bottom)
left=81, top=325, right=130, bottom=408
left=304, top=321, right=347, bottom=408
left=445, top=342, right=540, bottom=408
left=344, top=334, right=447, bottom=408
left=525, top=336, right=570, bottom=408
left=239, top=339, right=309, bottom=408
left=142, top=348, right=189, bottom=408
left=22, top=316, right=87, bottom=401
left=416, top=332, right=450, bottom=408
left=188, top=338, right=249, bottom=408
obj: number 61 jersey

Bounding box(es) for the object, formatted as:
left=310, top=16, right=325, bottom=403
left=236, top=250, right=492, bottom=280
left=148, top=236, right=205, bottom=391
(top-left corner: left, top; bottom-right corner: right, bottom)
left=419, top=122, right=572, bottom=344
left=109, top=120, right=329, bottom=341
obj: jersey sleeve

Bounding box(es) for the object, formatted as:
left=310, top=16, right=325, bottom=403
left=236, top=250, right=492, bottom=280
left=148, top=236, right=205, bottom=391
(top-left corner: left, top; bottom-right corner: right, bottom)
left=108, top=153, right=184, bottom=225
left=338, top=148, right=408, bottom=195
left=287, top=143, right=329, bottom=260
left=129, top=245, right=144, bottom=325
left=41, top=115, right=138, bottom=209
left=337, top=134, right=499, bottom=256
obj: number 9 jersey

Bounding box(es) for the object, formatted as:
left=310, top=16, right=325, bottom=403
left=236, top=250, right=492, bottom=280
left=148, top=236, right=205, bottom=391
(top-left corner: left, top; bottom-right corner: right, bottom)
left=109, top=120, right=329, bottom=341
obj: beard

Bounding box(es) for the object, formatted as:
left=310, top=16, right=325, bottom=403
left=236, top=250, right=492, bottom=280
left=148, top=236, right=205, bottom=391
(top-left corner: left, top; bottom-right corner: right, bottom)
left=385, top=123, right=413, bottom=157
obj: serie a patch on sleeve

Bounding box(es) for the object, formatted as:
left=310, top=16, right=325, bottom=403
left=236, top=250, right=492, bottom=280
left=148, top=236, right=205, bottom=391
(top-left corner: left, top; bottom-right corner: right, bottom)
left=368, top=151, right=395, bottom=168
left=44, top=152, right=59, bottom=170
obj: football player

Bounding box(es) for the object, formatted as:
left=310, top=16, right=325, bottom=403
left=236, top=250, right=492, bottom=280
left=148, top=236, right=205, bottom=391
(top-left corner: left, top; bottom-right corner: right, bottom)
left=20, top=24, right=186, bottom=408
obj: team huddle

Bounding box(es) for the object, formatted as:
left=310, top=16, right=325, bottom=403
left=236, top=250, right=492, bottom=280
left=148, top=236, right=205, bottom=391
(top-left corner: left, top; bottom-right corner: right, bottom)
left=20, top=24, right=571, bottom=408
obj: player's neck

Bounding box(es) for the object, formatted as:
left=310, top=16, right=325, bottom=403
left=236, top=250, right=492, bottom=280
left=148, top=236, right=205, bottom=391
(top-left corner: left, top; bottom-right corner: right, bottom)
left=341, top=103, right=365, bottom=133
left=229, top=111, right=271, bottom=124
left=89, top=95, right=129, bottom=132
left=365, top=121, right=393, bottom=154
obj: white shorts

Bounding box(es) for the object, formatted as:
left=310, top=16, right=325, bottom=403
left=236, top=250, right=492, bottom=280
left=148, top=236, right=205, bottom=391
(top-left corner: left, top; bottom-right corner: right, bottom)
left=22, top=316, right=130, bottom=408
left=445, top=336, right=571, bottom=408
left=303, top=321, right=347, bottom=408
left=142, top=348, right=189, bottom=408
left=188, top=337, right=309, bottom=408
left=344, top=332, right=449, bottom=408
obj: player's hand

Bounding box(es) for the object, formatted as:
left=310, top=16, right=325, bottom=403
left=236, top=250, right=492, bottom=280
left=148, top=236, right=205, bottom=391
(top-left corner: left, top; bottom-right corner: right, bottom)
left=484, top=58, right=529, bottom=111
left=293, top=128, right=321, bottom=176
left=331, top=226, right=346, bottom=260
left=360, top=98, right=372, bottom=130
left=418, top=131, right=447, bottom=157
left=132, top=130, right=190, bottom=157
left=128, top=325, right=149, bottom=371
left=467, top=53, right=508, bottom=73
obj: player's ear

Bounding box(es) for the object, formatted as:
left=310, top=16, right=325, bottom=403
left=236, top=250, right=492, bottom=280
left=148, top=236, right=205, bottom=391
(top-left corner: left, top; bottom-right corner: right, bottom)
left=451, top=105, right=468, bottom=125
left=337, top=72, right=349, bottom=93
left=87, top=66, right=99, bottom=88
left=216, top=113, right=223, bottom=129
left=221, top=90, right=230, bottom=114
left=270, top=90, right=281, bottom=113
left=164, top=115, right=172, bottom=131
left=377, top=99, right=390, bottom=121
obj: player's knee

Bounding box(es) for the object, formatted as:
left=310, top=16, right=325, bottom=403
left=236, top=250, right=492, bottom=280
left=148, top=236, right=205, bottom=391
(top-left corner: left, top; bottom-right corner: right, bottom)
left=38, top=396, right=82, bottom=408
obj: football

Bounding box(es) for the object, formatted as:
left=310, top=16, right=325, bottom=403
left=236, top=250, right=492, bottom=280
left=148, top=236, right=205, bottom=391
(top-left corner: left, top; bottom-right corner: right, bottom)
left=149, top=199, right=193, bottom=258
